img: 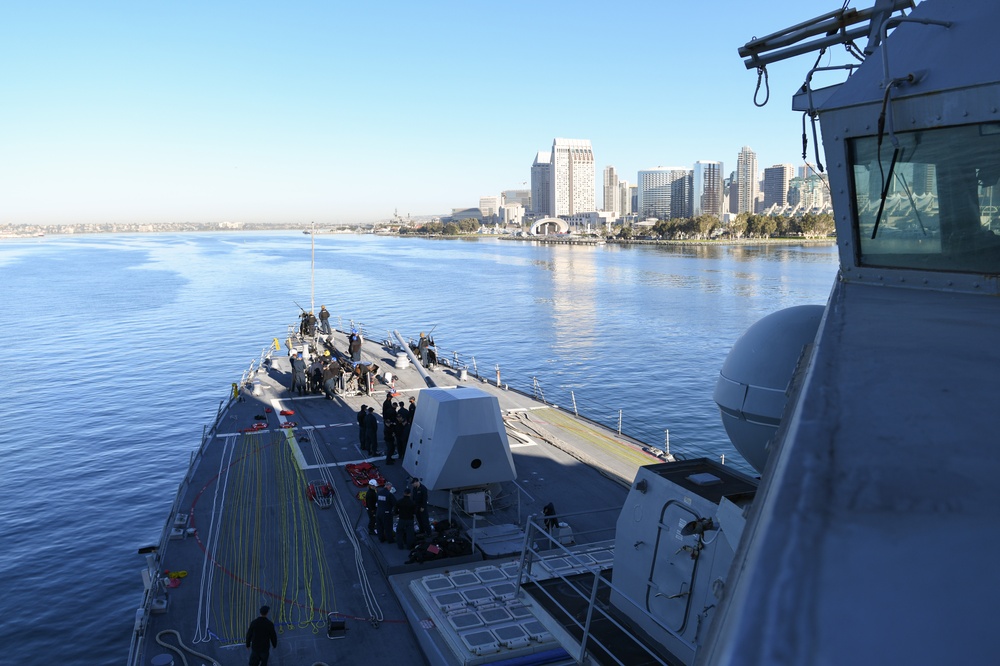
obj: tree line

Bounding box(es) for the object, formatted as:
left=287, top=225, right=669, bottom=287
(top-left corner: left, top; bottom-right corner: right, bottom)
left=398, top=218, right=481, bottom=236
left=619, top=212, right=836, bottom=241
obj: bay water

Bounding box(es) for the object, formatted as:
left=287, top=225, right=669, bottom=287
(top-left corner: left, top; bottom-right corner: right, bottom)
left=0, top=232, right=838, bottom=663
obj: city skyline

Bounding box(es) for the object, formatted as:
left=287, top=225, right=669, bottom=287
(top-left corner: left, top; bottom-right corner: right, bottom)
left=1, top=1, right=864, bottom=225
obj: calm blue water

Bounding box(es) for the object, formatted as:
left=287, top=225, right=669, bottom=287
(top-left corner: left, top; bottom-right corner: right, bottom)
left=0, top=232, right=838, bottom=664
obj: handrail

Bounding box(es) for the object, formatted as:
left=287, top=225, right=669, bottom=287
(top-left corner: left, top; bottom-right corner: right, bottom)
left=516, top=510, right=680, bottom=665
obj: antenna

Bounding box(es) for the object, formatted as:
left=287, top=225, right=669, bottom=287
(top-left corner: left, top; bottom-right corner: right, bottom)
left=738, top=0, right=914, bottom=70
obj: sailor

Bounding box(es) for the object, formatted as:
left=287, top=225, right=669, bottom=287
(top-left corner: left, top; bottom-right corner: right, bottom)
left=364, top=407, right=379, bottom=455
left=375, top=482, right=396, bottom=543
left=245, top=605, right=277, bottom=666
left=318, top=305, right=331, bottom=335
left=408, top=395, right=416, bottom=423
left=290, top=351, right=307, bottom=395
left=364, top=479, right=379, bottom=535
left=348, top=329, right=362, bottom=362
left=411, top=477, right=430, bottom=535
left=382, top=394, right=397, bottom=464
left=322, top=359, right=341, bottom=399
left=396, top=406, right=410, bottom=462
left=357, top=405, right=368, bottom=450
left=394, top=487, right=417, bottom=550
left=305, top=311, right=317, bottom=336
left=417, top=332, right=429, bottom=367
left=307, top=357, right=323, bottom=394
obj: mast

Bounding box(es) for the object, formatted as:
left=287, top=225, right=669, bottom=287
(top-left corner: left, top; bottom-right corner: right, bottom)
left=310, top=221, right=315, bottom=314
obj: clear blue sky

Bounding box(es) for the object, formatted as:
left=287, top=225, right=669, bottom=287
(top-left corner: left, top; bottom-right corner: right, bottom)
left=0, top=1, right=868, bottom=224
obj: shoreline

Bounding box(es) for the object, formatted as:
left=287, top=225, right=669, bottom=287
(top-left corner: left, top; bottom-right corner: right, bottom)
left=3, top=227, right=837, bottom=247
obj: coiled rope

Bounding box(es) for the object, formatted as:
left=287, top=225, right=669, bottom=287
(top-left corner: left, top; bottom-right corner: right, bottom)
left=155, top=629, right=221, bottom=666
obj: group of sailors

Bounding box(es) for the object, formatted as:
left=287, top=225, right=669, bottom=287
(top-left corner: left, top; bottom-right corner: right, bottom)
left=288, top=346, right=379, bottom=397
left=365, top=476, right=431, bottom=549
left=357, top=394, right=415, bottom=465
left=298, top=305, right=333, bottom=337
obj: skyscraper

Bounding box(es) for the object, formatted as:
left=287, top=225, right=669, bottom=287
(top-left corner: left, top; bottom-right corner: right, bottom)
left=737, top=146, right=759, bottom=214
left=693, top=161, right=725, bottom=219
left=762, top=163, right=794, bottom=210
left=551, top=138, right=596, bottom=216
left=531, top=151, right=552, bottom=217
left=619, top=179, right=632, bottom=216
left=603, top=165, right=620, bottom=215
left=638, top=167, right=690, bottom=219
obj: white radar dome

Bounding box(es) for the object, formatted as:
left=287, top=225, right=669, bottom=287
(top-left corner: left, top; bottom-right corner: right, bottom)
left=713, top=305, right=824, bottom=474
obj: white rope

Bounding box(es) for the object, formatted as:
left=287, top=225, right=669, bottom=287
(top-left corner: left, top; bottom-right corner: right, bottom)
left=155, top=629, right=222, bottom=666
left=192, top=430, right=238, bottom=643
left=309, top=434, right=384, bottom=623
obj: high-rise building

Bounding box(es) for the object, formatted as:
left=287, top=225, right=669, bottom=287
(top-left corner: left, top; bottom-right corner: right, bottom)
left=638, top=167, right=691, bottom=219
left=762, top=163, right=794, bottom=210
left=693, top=161, right=725, bottom=219
left=530, top=152, right=552, bottom=217
left=551, top=138, right=596, bottom=216
left=619, top=179, right=632, bottom=216
left=737, top=146, right=759, bottom=214
left=603, top=165, right=620, bottom=215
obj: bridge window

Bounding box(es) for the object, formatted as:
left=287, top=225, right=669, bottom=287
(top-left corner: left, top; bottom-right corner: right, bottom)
left=850, top=123, right=1000, bottom=274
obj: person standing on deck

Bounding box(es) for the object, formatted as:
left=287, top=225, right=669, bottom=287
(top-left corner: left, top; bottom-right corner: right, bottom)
left=348, top=329, right=362, bottom=362
left=357, top=405, right=368, bottom=450
left=417, top=332, right=429, bottom=368
left=290, top=351, right=307, bottom=395
left=412, top=477, right=430, bottom=535
left=318, top=305, right=331, bottom=335
left=375, top=482, right=396, bottom=543
left=365, top=406, right=379, bottom=455
left=365, top=479, right=379, bottom=535
left=408, top=395, right=416, bottom=423
left=245, top=605, right=277, bottom=666
left=382, top=394, right=397, bottom=464
left=395, top=487, right=416, bottom=550
left=396, top=407, right=410, bottom=462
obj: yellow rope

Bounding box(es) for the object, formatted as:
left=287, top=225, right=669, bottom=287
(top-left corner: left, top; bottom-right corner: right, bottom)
left=205, top=429, right=337, bottom=644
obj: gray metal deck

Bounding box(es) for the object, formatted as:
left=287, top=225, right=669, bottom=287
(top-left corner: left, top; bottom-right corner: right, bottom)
left=133, top=327, right=667, bottom=666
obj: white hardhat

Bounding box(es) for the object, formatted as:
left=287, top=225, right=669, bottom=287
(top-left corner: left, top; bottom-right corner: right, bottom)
left=368, top=479, right=378, bottom=487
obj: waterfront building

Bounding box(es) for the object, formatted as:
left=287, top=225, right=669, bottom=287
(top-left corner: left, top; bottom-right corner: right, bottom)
left=530, top=152, right=552, bottom=217
left=603, top=165, right=620, bottom=216
left=500, top=202, right=524, bottom=227
left=551, top=138, right=596, bottom=216
left=502, top=189, right=531, bottom=209
left=693, top=160, right=725, bottom=219
left=763, top=163, right=795, bottom=210
left=638, top=167, right=691, bottom=220
left=737, top=146, right=759, bottom=214
left=479, top=196, right=500, bottom=218
left=566, top=210, right=616, bottom=233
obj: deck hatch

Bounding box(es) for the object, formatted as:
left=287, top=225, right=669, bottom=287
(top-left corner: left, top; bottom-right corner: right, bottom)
left=449, top=571, right=481, bottom=587
left=479, top=607, right=513, bottom=624
left=448, top=613, right=484, bottom=631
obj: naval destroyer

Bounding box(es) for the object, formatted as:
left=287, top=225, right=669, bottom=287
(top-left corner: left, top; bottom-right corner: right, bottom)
left=129, top=1, right=1000, bottom=663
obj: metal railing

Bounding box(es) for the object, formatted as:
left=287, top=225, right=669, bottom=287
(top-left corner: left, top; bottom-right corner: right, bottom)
left=515, top=508, right=678, bottom=666
left=319, top=313, right=721, bottom=460
left=128, top=340, right=278, bottom=666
